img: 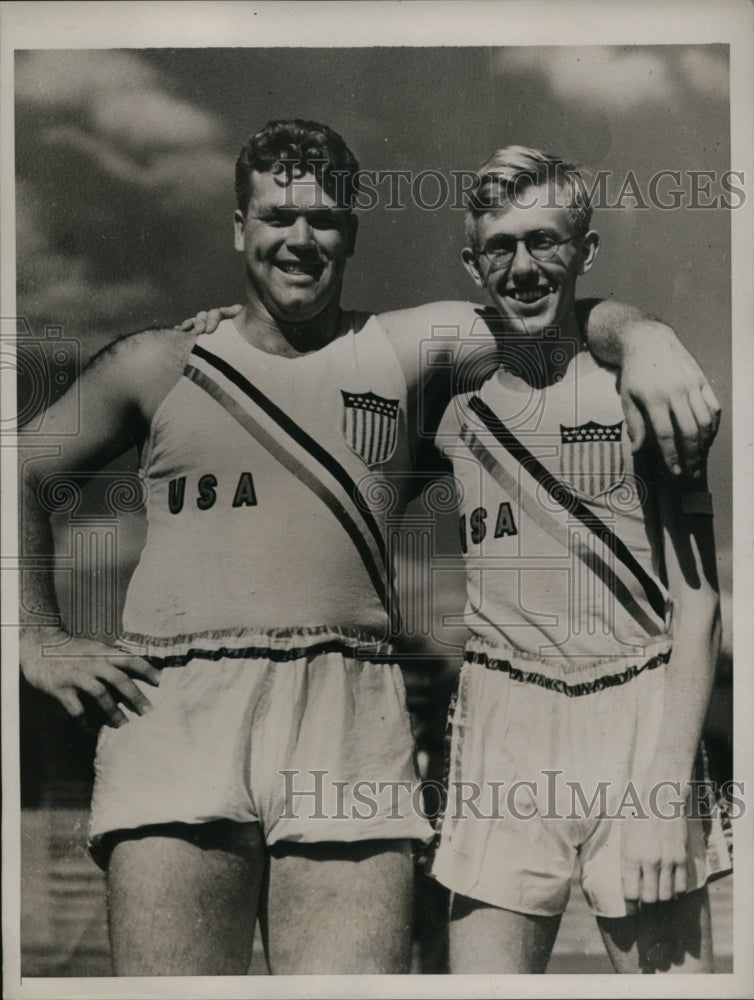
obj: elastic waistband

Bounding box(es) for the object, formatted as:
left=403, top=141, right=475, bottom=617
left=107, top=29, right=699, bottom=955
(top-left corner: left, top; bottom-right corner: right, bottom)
left=463, top=639, right=671, bottom=698
left=118, top=625, right=392, bottom=668
left=465, top=635, right=672, bottom=673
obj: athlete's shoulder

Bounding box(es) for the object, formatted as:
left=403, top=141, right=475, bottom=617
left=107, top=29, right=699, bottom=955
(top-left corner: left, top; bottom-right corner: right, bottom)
left=83, top=326, right=200, bottom=422
left=88, top=326, right=198, bottom=370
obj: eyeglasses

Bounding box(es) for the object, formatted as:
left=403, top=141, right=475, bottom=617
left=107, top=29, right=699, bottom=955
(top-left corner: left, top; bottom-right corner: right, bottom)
left=479, top=231, right=579, bottom=267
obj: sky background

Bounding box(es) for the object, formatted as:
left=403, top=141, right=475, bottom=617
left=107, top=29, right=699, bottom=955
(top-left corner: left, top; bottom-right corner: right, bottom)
left=15, top=45, right=733, bottom=569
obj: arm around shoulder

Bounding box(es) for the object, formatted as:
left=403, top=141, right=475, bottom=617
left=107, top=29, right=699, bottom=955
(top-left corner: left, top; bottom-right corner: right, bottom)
left=582, top=300, right=721, bottom=477
left=377, top=300, right=492, bottom=387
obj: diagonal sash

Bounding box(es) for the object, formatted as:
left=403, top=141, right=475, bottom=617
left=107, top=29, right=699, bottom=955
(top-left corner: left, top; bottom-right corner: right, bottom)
left=459, top=424, right=664, bottom=637
left=468, top=394, right=668, bottom=626
left=185, top=343, right=401, bottom=629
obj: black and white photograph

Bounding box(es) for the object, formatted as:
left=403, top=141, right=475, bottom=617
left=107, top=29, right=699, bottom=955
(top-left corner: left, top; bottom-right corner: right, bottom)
left=2, top=2, right=753, bottom=997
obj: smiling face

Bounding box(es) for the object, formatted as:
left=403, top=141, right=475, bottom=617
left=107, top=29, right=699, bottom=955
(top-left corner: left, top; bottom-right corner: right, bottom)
left=234, top=169, right=357, bottom=326
left=463, top=181, right=599, bottom=338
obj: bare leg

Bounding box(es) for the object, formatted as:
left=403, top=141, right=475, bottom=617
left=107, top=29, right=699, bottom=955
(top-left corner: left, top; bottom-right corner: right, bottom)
left=107, top=820, right=265, bottom=975
left=597, top=886, right=713, bottom=973
left=449, top=893, right=562, bottom=973
left=264, top=839, right=414, bottom=974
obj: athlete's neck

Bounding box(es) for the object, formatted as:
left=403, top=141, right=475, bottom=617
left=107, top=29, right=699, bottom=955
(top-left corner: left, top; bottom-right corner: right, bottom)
left=495, top=310, right=588, bottom=388
left=233, top=299, right=346, bottom=357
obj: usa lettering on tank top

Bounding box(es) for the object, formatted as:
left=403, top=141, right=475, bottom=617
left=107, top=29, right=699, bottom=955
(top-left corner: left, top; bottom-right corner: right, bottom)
left=437, top=360, right=672, bottom=661
left=121, top=316, right=411, bottom=639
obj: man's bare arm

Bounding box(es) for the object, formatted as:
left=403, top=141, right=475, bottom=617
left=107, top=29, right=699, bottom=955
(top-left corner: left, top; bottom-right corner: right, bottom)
left=622, top=461, right=720, bottom=905
left=19, top=330, right=191, bottom=726
left=577, top=299, right=721, bottom=477
left=377, top=299, right=720, bottom=476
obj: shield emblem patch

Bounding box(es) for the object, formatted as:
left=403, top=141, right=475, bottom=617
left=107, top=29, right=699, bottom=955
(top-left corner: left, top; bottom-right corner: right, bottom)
left=341, top=390, right=400, bottom=466
left=559, top=420, right=625, bottom=500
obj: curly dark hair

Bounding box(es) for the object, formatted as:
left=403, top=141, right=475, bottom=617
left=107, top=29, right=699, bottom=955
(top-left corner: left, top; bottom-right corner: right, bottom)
left=235, top=119, right=360, bottom=214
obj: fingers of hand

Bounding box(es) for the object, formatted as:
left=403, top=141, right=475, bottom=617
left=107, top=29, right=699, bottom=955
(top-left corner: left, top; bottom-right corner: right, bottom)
left=62, top=660, right=155, bottom=724
left=640, top=859, right=661, bottom=905
left=689, top=382, right=722, bottom=460
left=657, top=863, right=675, bottom=903
left=108, top=655, right=162, bottom=687
left=700, top=382, right=721, bottom=434
left=191, top=304, right=241, bottom=335
left=669, top=397, right=703, bottom=477
left=98, top=663, right=154, bottom=716
left=74, top=672, right=130, bottom=727
left=644, top=405, right=681, bottom=475
left=672, top=862, right=688, bottom=897
left=686, top=388, right=716, bottom=458
left=644, top=855, right=688, bottom=904
left=57, top=688, right=86, bottom=719
left=205, top=309, right=224, bottom=334
left=622, top=860, right=642, bottom=903
left=624, top=846, right=688, bottom=905
left=621, top=392, right=646, bottom=452
left=190, top=310, right=209, bottom=334
left=623, top=856, right=662, bottom=906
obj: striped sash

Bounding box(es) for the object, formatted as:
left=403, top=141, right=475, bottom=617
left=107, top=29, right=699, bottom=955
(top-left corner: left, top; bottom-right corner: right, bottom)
left=184, top=343, right=401, bottom=629
left=466, top=394, right=669, bottom=635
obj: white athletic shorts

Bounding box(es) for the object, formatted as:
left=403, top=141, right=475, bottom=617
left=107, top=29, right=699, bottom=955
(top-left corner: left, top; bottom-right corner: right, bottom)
left=89, top=626, right=433, bottom=862
left=430, top=637, right=733, bottom=919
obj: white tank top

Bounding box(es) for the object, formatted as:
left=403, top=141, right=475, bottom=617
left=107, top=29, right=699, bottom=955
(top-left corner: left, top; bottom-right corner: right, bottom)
left=437, top=357, right=672, bottom=662
left=122, top=314, right=410, bottom=640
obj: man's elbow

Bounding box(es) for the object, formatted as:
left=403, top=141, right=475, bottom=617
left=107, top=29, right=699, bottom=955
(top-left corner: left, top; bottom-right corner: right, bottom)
left=695, top=592, right=723, bottom=664
left=674, top=587, right=721, bottom=649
